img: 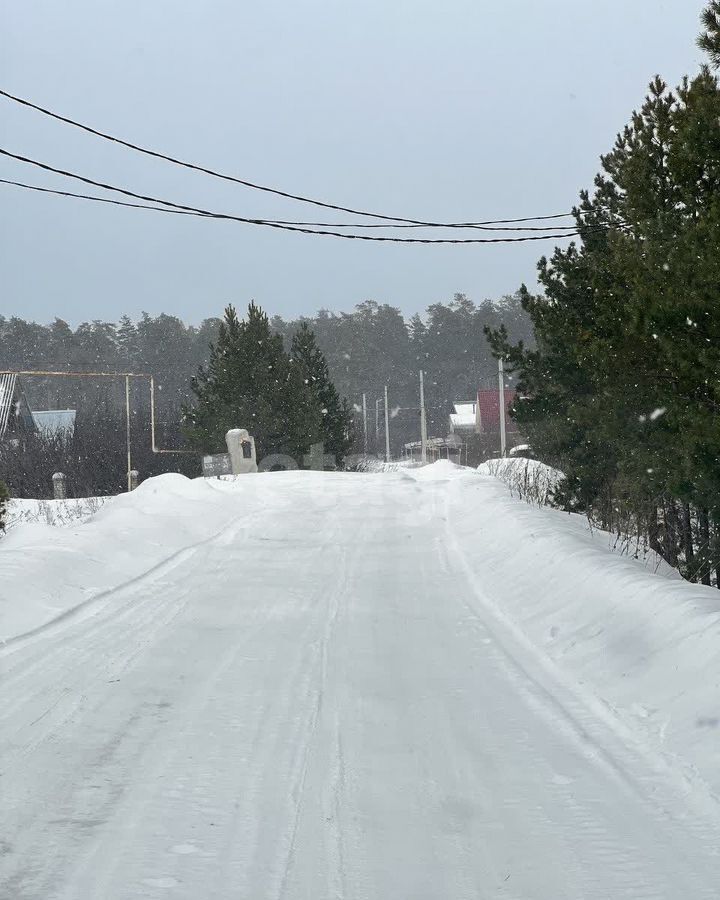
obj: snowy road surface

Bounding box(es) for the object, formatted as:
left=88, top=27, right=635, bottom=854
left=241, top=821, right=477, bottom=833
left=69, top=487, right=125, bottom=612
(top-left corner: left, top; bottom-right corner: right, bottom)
left=3, top=466, right=720, bottom=899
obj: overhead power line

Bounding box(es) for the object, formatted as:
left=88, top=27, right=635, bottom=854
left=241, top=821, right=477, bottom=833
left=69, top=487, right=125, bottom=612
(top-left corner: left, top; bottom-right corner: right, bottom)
left=0, top=87, right=578, bottom=229
left=1, top=177, right=623, bottom=236
left=0, top=178, right=209, bottom=218
left=0, top=148, right=599, bottom=244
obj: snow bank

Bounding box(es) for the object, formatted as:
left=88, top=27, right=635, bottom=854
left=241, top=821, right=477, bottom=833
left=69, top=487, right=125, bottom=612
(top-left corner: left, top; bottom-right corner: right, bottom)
left=0, top=474, right=262, bottom=644
left=401, top=458, right=462, bottom=479
left=355, top=457, right=425, bottom=472
left=478, top=456, right=675, bottom=576
left=477, top=456, right=563, bottom=505
left=4, top=496, right=112, bottom=532
left=446, top=467, right=720, bottom=797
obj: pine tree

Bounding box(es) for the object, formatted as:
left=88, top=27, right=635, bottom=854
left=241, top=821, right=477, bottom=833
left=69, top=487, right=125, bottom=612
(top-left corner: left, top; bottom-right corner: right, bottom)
left=408, top=313, right=427, bottom=363
left=116, top=315, right=138, bottom=370
left=699, top=1, right=720, bottom=69
left=486, top=63, right=720, bottom=577
left=184, top=303, right=323, bottom=464
left=290, top=322, right=354, bottom=466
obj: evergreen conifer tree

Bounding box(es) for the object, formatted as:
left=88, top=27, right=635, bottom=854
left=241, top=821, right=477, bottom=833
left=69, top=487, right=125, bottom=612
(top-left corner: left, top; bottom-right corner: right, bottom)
left=116, top=315, right=138, bottom=370
left=185, top=303, right=323, bottom=464
left=699, top=1, right=720, bottom=68
left=486, top=62, right=720, bottom=578
left=290, top=322, right=354, bottom=466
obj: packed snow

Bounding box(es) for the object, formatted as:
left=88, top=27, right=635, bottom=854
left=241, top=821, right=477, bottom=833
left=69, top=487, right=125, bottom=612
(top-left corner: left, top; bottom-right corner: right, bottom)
left=2, top=462, right=720, bottom=898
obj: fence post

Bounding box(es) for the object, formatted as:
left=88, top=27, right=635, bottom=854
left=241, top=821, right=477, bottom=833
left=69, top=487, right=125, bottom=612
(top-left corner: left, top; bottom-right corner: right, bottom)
left=52, top=472, right=66, bottom=500
left=129, top=470, right=139, bottom=491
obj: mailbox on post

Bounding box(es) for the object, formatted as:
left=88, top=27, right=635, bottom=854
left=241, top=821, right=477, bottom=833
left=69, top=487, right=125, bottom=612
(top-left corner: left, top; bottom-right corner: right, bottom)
left=201, top=453, right=233, bottom=477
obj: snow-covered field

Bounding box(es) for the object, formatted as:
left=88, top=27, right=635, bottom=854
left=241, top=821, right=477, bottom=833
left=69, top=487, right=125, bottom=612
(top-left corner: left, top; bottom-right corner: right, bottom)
left=2, top=463, right=720, bottom=898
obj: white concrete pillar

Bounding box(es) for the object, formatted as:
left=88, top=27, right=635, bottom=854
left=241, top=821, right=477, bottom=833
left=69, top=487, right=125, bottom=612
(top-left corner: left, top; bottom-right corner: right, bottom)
left=225, top=428, right=258, bottom=474
left=52, top=472, right=66, bottom=500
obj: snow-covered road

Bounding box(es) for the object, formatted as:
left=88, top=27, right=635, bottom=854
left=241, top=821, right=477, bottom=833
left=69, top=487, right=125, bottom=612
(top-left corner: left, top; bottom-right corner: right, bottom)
left=3, top=466, right=720, bottom=898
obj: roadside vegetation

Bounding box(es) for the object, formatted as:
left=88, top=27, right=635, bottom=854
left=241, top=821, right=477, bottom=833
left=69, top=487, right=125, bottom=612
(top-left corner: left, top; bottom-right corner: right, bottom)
left=487, top=3, right=720, bottom=585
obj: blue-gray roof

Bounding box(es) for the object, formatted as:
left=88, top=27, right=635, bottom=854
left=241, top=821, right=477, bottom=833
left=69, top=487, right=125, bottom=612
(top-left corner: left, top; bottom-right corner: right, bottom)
left=31, top=409, right=77, bottom=436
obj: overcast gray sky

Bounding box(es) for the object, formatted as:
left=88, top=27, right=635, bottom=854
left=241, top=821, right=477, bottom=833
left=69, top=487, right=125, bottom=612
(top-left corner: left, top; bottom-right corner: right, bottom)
left=0, top=0, right=707, bottom=325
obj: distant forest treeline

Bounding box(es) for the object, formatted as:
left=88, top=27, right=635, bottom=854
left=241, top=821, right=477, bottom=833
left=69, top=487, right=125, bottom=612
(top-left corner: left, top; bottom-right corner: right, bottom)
left=0, top=292, right=533, bottom=455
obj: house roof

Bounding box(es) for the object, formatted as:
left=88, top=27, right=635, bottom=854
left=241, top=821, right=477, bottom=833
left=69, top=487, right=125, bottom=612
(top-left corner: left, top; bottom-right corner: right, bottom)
left=32, top=409, right=77, bottom=436
left=453, top=401, right=476, bottom=417
left=477, top=389, right=518, bottom=433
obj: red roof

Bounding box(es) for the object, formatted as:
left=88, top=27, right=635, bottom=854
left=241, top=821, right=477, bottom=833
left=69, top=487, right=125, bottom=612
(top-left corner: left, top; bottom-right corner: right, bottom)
left=477, top=389, right=518, bottom=434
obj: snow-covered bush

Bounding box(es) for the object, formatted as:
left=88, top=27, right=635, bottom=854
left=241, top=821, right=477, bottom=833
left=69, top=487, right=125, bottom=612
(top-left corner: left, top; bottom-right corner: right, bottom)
left=477, top=457, right=563, bottom=507
left=3, top=495, right=110, bottom=532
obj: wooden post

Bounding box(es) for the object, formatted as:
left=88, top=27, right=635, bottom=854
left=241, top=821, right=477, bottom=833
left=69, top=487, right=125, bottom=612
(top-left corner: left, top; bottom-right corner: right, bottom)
left=125, top=375, right=133, bottom=492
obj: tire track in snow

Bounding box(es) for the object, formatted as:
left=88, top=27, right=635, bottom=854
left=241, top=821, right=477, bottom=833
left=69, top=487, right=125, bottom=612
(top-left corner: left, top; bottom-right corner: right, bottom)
left=0, top=517, right=251, bottom=741
left=274, top=533, right=359, bottom=900
left=6, top=470, right=720, bottom=898
left=0, top=512, right=251, bottom=659
left=0, top=520, right=268, bottom=898
left=44, top=482, right=361, bottom=900
left=1, top=506, right=329, bottom=898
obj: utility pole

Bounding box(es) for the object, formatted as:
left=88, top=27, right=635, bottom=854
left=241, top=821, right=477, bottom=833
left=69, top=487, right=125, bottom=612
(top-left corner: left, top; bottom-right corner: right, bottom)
left=375, top=398, right=381, bottom=449
left=362, top=393, right=368, bottom=454
left=498, top=357, right=507, bottom=458
left=384, top=384, right=391, bottom=463
left=419, top=370, right=428, bottom=464
left=125, top=375, right=133, bottom=491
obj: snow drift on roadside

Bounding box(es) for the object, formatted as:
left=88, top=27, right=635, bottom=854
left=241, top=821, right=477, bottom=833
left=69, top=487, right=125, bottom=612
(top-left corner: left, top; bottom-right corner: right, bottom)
left=4, top=496, right=112, bottom=532
left=0, top=475, right=258, bottom=643
left=477, top=456, right=564, bottom=505
left=478, top=456, right=676, bottom=577
left=442, top=467, right=720, bottom=798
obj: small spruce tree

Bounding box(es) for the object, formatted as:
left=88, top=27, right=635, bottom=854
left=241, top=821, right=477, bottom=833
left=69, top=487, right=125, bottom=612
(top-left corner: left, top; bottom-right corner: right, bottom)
left=185, top=303, right=323, bottom=464
left=290, top=322, right=354, bottom=466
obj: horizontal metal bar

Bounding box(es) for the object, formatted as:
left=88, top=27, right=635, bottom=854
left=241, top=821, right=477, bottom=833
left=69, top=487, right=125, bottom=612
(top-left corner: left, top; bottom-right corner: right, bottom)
left=1, top=369, right=152, bottom=378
